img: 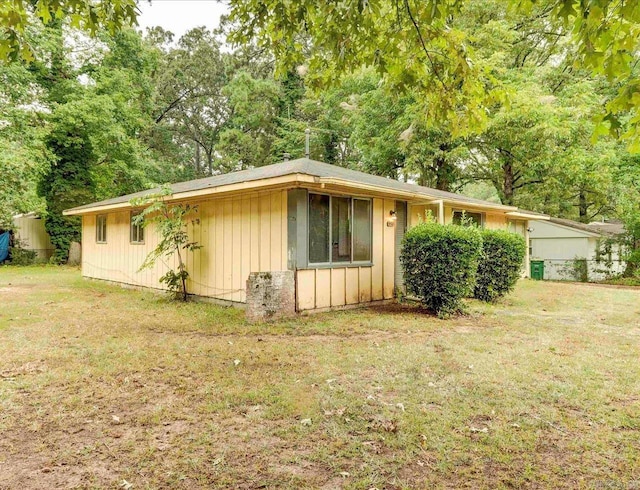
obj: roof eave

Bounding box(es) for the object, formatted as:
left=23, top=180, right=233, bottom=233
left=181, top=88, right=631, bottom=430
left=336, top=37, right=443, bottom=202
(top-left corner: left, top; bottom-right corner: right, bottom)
left=317, top=177, right=517, bottom=212
left=62, top=173, right=317, bottom=216
left=506, top=211, right=550, bottom=220
left=546, top=220, right=604, bottom=237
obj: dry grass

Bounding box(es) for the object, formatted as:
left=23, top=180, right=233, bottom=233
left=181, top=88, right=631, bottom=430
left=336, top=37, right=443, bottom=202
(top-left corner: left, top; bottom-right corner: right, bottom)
left=1, top=266, right=639, bottom=489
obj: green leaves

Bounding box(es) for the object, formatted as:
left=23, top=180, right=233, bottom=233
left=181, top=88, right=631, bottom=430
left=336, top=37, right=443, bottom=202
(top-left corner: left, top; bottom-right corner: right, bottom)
left=131, top=188, right=201, bottom=301
left=474, top=229, right=526, bottom=302
left=0, top=0, right=139, bottom=63
left=228, top=0, right=502, bottom=137
left=401, top=221, right=483, bottom=317
left=227, top=0, right=640, bottom=150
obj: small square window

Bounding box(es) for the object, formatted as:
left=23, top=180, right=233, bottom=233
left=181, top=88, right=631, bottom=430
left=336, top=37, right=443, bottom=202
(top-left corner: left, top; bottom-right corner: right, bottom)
left=96, top=214, right=107, bottom=243
left=130, top=212, right=144, bottom=244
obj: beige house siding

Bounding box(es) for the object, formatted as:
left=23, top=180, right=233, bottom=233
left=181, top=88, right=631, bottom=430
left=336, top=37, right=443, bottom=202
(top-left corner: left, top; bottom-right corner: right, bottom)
left=82, top=189, right=288, bottom=303
left=79, top=185, right=534, bottom=311
left=295, top=197, right=396, bottom=312
left=485, top=213, right=508, bottom=229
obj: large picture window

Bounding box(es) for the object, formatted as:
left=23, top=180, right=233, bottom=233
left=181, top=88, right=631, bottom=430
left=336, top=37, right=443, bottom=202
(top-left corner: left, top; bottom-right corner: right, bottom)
left=308, top=193, right=372, bottom=265
left=96, top=214, right=107, bottom=243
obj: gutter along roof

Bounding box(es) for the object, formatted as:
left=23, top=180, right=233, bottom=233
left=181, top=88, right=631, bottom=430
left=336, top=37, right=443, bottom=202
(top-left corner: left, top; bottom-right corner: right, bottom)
left=547, top=217, right=625, bottom=237
left=63, top=158, right=548, bottom=220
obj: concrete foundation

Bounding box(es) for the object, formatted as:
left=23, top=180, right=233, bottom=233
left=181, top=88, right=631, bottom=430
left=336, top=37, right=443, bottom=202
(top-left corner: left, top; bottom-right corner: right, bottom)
left=246, top=271, right=295, bottom=322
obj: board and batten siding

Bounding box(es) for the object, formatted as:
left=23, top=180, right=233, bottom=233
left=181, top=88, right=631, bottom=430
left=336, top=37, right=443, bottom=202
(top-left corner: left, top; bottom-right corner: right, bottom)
left=81, top=189, right=288, bottom=303
left=295, top=198, right=396, bottom=311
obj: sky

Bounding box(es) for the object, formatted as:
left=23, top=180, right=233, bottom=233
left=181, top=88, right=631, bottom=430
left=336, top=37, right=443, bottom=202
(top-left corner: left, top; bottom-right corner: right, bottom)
left=136, top=0, right=230, bottom=39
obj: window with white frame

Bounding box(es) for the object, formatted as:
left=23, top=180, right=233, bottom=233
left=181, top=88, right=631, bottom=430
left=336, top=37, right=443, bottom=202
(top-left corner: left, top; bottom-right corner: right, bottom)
left=308, top=193, right=372, bottom=265
left=96, top=214, right=107, bottom=243
left=130, top=212, right=144, bottom=244
left=452, top=210, right=484, bottom=227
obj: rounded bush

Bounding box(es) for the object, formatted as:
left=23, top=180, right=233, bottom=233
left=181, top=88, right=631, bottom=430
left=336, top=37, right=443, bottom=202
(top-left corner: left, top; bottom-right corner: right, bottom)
left=400, top=222, right=482, bottom=317
left=474, top=229, right=526, bottom=302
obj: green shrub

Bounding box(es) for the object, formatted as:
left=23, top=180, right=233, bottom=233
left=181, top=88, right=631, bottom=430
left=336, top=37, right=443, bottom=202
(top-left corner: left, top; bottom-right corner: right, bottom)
left=401, top=222, right=482, bottom=317
left=559, top=256, right=589, bottom=282
left=9, top=246, right=37, bottom=266
left=474, top=229, right=526, bottom=302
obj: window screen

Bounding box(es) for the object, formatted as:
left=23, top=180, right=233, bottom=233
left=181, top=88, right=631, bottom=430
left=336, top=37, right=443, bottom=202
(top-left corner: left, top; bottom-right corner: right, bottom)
left=309, top=194, right=330, bottom=263
left=308, top=194, right=372, bottom=265
left=96, top=214, right=107, bottom=243
left=130, top=212, right=144, bottom=243
left=353, top=199, right=372, bottom=261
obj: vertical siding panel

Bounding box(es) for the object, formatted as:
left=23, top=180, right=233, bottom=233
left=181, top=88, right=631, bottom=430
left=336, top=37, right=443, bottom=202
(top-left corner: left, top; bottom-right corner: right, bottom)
left=296, top=269, right=316, bottom=311
left=199, top=203, right=210, bottom=297
left=330, top=268, right=346, bottom=307
left=151, top=220, right=160, bottom=288
left=359, top=267, right=372, bottom=303
left=281, top=190, right=288, bottom=270
left=207, top=202, right=217, bottom=296
left=383, top=199, right=395, bottom=299
left=185, top=212, right=194, bottom=294
left=121, top=212, right=128, bottom=285
left=110, top=213, right=117, bottom=282
left=259, top=193, right=271, bottom=271
left=250, top=196, right=260, bottom=272
left=232, top=198, right=243, bottom=302
left=315, top=269, right=331, bottom=308
left=223, top=199, right=233, bottom=300
left=192, top=205, right=203, bottom=296
left=443, top=205, right=453, bottom=225
left=83, top=216, right=93, bottom=278
left=345, top=267, right=359, bottom=305
left=371, top=198, right=384, bottom=300
left=215, top=200, right=225, bottom=299
left=240, top=196, right=251, bottom=302
left=270, top=191, right=282, bottom=271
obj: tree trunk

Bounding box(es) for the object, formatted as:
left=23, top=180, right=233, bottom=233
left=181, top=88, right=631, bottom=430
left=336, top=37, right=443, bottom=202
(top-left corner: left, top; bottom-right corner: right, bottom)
left=578, top=191, right=588, bottom=223
left=207, top=150, right=213, bottom=175
left=502, top=161, right=514, bottom=205
left=434, top=154, right=452, bottom=191
left=195, top=143, right=201, bottom=174
left=176, top=246, right=188, bottom=302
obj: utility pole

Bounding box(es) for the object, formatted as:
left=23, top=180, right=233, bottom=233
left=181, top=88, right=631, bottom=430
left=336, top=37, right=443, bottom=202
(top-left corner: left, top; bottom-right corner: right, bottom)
left=305, top=128, right=311, bottom=159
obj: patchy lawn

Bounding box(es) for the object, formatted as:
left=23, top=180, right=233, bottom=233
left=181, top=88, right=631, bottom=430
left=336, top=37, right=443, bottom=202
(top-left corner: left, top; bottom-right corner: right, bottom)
left=1, top=267, right=639, bottom=489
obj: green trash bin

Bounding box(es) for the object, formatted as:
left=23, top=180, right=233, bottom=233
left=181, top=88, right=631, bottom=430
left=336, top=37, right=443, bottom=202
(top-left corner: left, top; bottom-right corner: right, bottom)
left=530, top=260, right=544, bottom=280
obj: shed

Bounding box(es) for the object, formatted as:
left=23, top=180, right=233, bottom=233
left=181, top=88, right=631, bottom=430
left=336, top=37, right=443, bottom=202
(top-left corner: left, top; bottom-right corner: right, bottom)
left=12, top=213, right=55, bottom=261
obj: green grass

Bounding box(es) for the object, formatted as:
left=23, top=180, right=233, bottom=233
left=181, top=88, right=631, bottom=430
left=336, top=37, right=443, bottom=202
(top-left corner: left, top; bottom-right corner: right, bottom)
left=1, top=266, right=639, bottom=489
left=600, top=275, right=640, bottom=287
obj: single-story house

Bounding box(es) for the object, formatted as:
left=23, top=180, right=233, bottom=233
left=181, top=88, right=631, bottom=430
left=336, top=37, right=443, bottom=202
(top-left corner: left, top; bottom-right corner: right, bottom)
left=12, top=213, right=55, bottom=261
left=529, top=217, right=626, bottom=281
left=63, top=158, right=546, bottom=312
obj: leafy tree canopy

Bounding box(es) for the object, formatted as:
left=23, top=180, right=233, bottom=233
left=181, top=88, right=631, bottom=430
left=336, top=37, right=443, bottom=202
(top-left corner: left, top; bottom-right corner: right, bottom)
left=0, top=0, right=138, bottom=62
left=228, top=0, right=640, bottom=149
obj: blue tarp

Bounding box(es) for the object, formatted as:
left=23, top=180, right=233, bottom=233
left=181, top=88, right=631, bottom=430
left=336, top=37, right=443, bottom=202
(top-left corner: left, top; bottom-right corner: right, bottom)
left=0, top=231, right=9, bottom=262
